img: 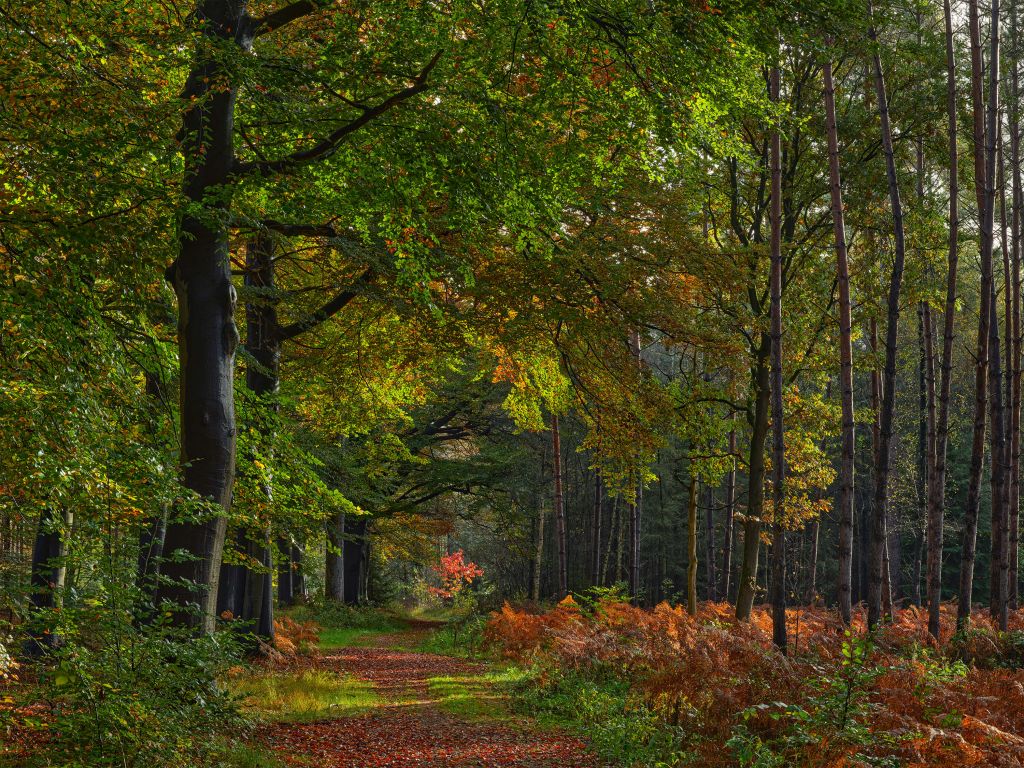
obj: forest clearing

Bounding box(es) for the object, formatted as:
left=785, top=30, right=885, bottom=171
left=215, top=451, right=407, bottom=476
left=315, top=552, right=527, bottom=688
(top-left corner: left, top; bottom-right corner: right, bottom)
left=4, top=0, right=1024, bottom=766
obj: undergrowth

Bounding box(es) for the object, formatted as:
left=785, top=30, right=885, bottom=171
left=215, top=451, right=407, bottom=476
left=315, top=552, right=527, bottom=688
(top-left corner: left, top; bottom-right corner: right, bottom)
left=482, top=597, right=1024, bottom=767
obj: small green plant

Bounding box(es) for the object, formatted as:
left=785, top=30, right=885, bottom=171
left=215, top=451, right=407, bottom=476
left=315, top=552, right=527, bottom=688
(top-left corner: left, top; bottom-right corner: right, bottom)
left=728, top=634, right=901, bottom=768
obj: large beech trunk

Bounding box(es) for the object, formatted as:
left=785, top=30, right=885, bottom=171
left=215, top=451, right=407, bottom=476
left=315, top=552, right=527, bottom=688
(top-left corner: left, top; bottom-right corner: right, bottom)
left=156, top=1, right=248, bottom=632
left=867, top=4, right=908, bottom=630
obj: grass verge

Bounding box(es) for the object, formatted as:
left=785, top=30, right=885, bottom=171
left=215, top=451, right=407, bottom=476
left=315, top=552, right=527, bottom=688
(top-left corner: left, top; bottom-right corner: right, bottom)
left=226, top=668, right=378, bottom=722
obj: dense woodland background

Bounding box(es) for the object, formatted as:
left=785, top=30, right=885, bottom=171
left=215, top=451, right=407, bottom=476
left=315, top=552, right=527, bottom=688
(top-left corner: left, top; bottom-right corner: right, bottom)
left=4, top=0, right=1024, bottom=766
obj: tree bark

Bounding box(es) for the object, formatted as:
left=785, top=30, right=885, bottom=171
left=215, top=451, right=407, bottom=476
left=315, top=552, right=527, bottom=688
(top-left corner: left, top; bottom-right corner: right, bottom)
left=767, top=64, right=787, bottom=653
left=551, top=415, right=568, bottom=598
left=736, top=335, right=771, bottom=620
left=687, top=475, right=698, bottom=616
left=326, top=510, right=345, bottom=602
left=929, top=0, right=961, bottom=640
left=867, top=4, right=908, bottom=630
left=822, top=49, right=855, bottom=626
left=628, top=330, right=643, bottom=603
left=26, top=506, right=67, bottom=653
left=343, top=517, right=368, bottom=605
left=719, top=425, right=737, bottom=602
left=156, top=0, right=249, bottom=632
left=1009, top=0, right=1023, bottom=609
left=591, top=467, right=603, bottom=587
left=704, top=484, right=717, bottom=602
left=961, top=0, right=1002, bottom=629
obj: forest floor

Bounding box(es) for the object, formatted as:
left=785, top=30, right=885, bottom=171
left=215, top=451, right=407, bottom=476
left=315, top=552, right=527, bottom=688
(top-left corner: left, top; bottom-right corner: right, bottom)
left=251, top=619, right=603, bottom=768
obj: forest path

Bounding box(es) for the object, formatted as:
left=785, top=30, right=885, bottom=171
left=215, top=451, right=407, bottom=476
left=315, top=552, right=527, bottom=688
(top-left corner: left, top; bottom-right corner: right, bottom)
left=259, top=621, right=603, bottom=767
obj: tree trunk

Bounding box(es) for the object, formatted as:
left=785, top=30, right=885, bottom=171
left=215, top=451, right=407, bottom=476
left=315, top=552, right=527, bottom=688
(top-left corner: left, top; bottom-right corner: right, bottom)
left=927, top=0, right=961, bottom=639
left=823, top=49, right=856, bottom=626
left=343, top=517, right=368, bottom=605
left=26, top=506, right=67, bottom=652
left=766, top=64, right=787, bottom=652
left=277, top=536, right=293, bottom=608
left=591, top=467, right=603, bottom=587
left=867, top=4, right=908, bottom=630
left=704, top=485, right=717, bottom=601
left=628, top=330, right=643, bottom=603
left=720, top=425, right=737, bottom=602
left=551, top=415, right=568, bottom=598
left=1009, top=0, right=1023, bottom=609
left=327, top=510, right=345, bottom=602
left=687, top=475, right=698, bottom=616
left=157, top=0, right=249, bottom=632
left=736, top=335, right=771, bottom=620
left=989, top=272, right=1009, bottom=629
left=961, top=0, right=1003, bottom=629
left=806, top=518, right=819, bottom=605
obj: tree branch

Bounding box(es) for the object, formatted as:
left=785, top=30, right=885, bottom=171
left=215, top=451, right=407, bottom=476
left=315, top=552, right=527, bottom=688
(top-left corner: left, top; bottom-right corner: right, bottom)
left=276, top=268, right=374, bottom=341
left=251, top=0, right=332, bottom=38
left=234, top=50, right=443, bottom=177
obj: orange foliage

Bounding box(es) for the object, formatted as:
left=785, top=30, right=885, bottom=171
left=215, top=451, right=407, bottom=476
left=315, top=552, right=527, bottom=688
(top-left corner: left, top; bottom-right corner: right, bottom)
left=485, top=599, right=1024, bottom=767
left=272, top=616, right=320, bottom=656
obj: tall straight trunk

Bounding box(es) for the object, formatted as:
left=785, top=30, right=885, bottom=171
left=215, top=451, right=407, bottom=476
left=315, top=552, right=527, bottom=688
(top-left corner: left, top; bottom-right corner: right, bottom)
left=137, top=370, right=169, bottom=605
left=917, top=303, right=936, bottom=608
left=823, top=50, right=855, bottom=625
left=156, top=0, right=248, bottom=632
left=551, top=415, right=568, bottom=598
left=989, top=275, right=1009, bottom=629
left=720, top=425, right=737, bottom=601
left=961, top=0, right=1002, bottom=628
left=930, top=0, right=961, bottom=639
left=628, top=330, right=643, bottom=602
left=867, top=4, right=908, bottom=630
left=342, top=517, right=367, bottom=605
left=591, top=468, right=602, bottom=586
left=1010, top=0, right=1023, bottom=608
left=736, top=336, right=771, bottom=620
left=806, top=518, right=819, bottom=604
left=767, top=64, right=787, bottom=653
left=704, top=485, right=717, bottom=601
left=277, top=536, right=293, bottom=608
left=687, top=475, right=698, bottom=616
left=531, top=502, right=545, bottom=601
left=996, top=137, right=1013, bottom=626
left=326, top=510, right=345, bottom=601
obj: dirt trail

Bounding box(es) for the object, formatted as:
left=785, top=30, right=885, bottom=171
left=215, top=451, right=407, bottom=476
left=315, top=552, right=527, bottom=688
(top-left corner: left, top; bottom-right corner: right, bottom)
left=260, top=624, right=602, bottom=767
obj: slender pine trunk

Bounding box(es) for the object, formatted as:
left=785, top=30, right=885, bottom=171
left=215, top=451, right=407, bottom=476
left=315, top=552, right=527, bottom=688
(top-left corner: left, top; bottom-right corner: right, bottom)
left=867, top=3, right=908, bottom=629
left=823, top=49, right=855, bottom=625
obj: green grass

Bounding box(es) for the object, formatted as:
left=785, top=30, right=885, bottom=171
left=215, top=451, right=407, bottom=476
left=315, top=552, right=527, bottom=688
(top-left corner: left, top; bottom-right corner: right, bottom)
left=317, top=627, right=379, bottom=649
left=227, top=668, right=379, bottom=722
left=427, top=667, right=526, bottom=721
left=211, top=740, right=291, bottom=768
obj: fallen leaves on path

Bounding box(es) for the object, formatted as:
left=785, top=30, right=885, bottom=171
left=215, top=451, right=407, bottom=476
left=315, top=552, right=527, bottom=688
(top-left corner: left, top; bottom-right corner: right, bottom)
left=260, top=636, right=603, bottom=768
